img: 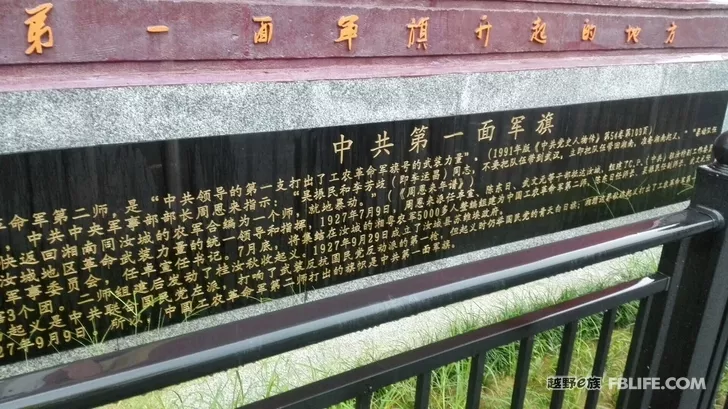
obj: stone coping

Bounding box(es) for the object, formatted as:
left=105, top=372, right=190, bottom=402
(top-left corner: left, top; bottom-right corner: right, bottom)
left=2, top=56, right=728, bottom=156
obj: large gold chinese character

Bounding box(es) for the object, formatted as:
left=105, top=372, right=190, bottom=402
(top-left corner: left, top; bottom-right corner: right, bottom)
left=24, top=3, right=54, bottom=55
left=51, top=208, right=67, bottom=225
left=407, top=17, right=429, bottom=50
left=508, top=115, right=526, bottom=139
left=335, top=15, right=359, bottom=51
left=531, top=17, right=547, bottom=44
left=409, top=125, right=428, bottom=153
left=665, top=22, right=677, bottom=45
left=477, top=120, right=495, bottom=142
left=371, top=131, right=394, bottom=158
left=475, top=15, right=492, bottom=47
left=9, top=215, right=28, bottom=231
left=93, top=204, right=108, bottom=218
left=443, top=132, right=463, bottom=139
left=253, top=16, right=273, bottom=44
left=535, top=112, right=554, bottom=135
left=582, top=19, right=596, bottom=41
left=626, top=26, right=641, bottom=44
left=333, top=134, right=353, bottom=164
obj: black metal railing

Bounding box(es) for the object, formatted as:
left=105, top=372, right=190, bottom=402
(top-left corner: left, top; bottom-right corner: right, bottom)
left=3, top=134, right=728, bottom=409
left=241, top=277, right=668, bottom=409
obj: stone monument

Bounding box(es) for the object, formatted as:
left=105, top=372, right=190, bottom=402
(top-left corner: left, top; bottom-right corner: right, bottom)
left=0, top=0, right=727, bottom=367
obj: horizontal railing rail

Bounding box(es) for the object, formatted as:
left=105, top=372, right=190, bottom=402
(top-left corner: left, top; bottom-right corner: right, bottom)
left=242, top=275, right=669, bottom=409
left=0, top=205, right=722, bottom=409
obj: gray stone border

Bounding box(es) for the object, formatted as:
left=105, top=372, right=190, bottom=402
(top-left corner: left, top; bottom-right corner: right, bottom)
left=1, top=59, right=728, bottom=155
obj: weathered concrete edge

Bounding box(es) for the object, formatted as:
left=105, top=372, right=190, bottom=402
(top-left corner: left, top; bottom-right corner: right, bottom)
left=1, top=59, right=728, bottom=155
left=0, top=201, right=689, bottom=380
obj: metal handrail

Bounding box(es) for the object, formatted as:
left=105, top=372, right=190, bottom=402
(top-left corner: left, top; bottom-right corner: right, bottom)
left=0, top=205, right=721, bottom=409
left=242, top=275, right=669, bottom=409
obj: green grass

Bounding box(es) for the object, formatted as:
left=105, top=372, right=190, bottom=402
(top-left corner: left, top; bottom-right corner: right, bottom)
left=105, top=250, right=728, bottom=409
left=331, top=304, right=638, bottom=409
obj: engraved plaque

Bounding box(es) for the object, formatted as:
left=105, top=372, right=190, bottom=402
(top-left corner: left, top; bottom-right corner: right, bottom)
left=0, top=92, right=725, bottom=364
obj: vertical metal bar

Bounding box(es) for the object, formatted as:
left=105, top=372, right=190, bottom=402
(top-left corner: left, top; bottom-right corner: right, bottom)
left=465, top=353, right=487, bottom=409
left=616, top=296, right=654, bottom=408
left=621, top=238, right=689, bottom=409
left=550, top=321, right=578, bottom=409
left=355, top=389, right=372, bottom=409
left=652, top=225, right=728, bottom=409
left=584, top=309, right=617, bottom=409
left=511, top=336, right=535, bottom=409
left=414, top=371, right=431, bottom=409
left=698, top=294, right=728, bottom=409
left=648, top=144, right=728, bottom=409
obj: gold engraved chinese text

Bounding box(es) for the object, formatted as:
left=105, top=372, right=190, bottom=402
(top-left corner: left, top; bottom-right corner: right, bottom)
left=536, top=112, right=555, bottom=135
left=371, top=131, right=394, bottom=158
left=409, top=126, right=428, bottom=153
left=582, top=19, right=596, bottom=41
left=475, top=15, right=492, bottom=47
left=509, top=115, right=526, bottom=139
left=626, top=26, right=641, bottom=44
left=0, top=94, right=714, bottom=362
left=530, top=17, right=547, bottom=44
left=407, top=17, right=429, bottom=50
left=335, top=15, right=359, bottom=51
left=665, top=22, right=677, bottom=45
left=478, top=120, right=495, bottom=142
left=333, top=134, right=353, bottom=164
left=24, top=3, right=54, bottom=55
left=253, top=16, right=273, bottom=44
